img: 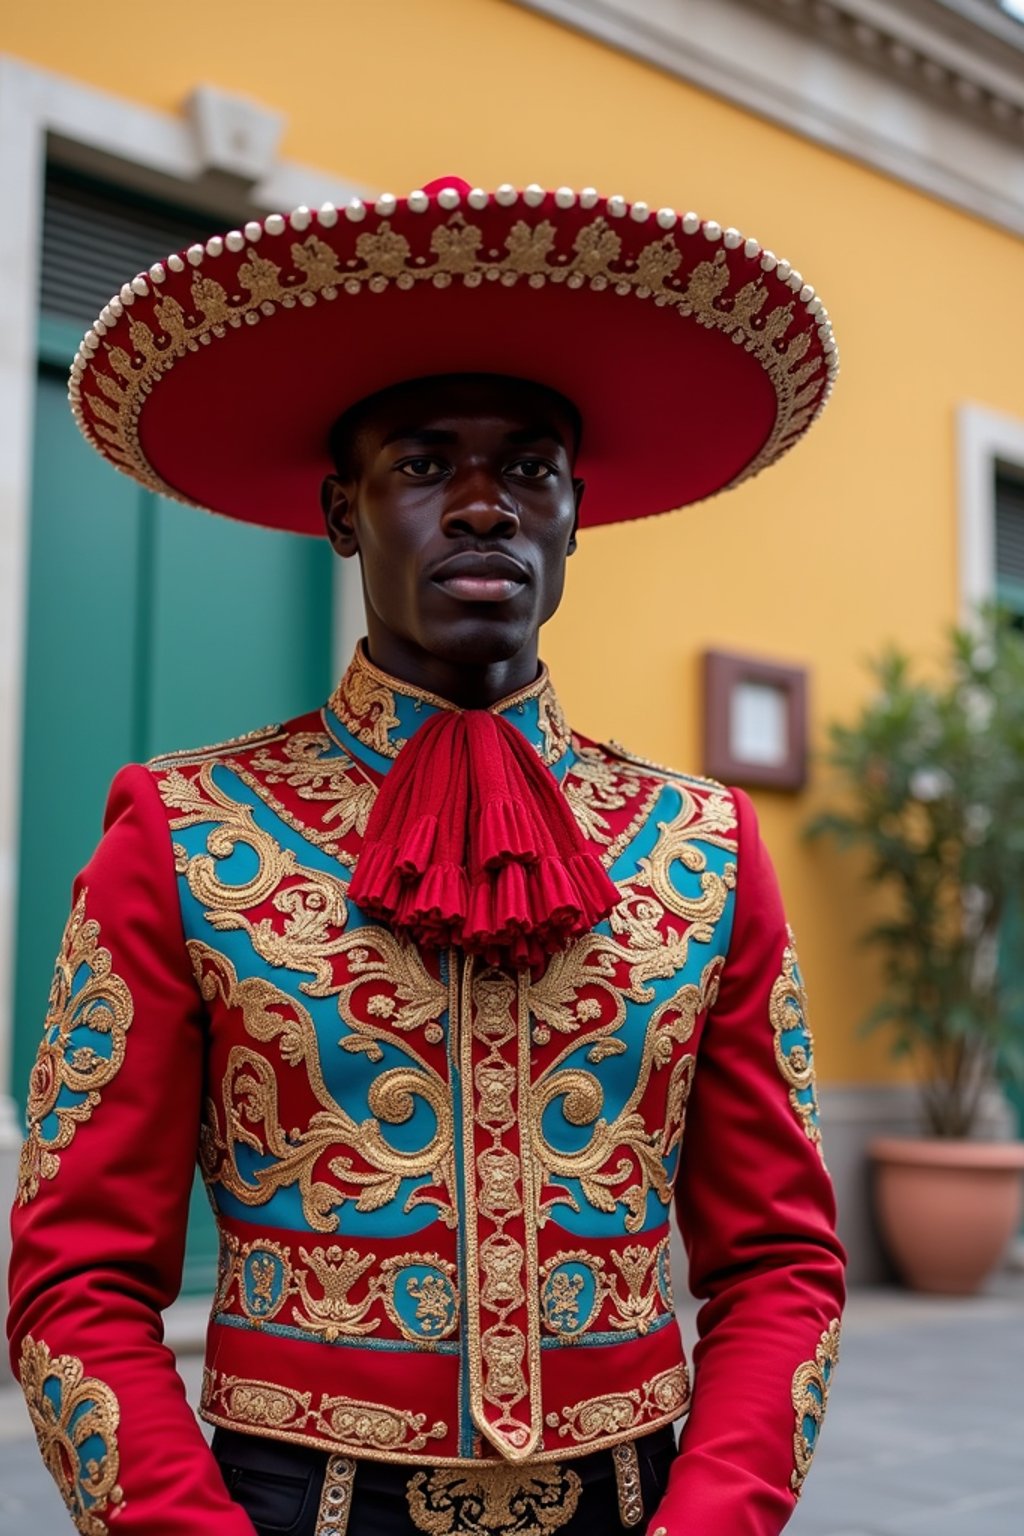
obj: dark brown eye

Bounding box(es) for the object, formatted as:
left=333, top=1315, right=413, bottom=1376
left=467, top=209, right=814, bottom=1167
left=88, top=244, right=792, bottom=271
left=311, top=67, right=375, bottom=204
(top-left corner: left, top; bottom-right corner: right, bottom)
left=398, top=457, right=445, bottom=477
left=511, top=458, right=555, bottom=480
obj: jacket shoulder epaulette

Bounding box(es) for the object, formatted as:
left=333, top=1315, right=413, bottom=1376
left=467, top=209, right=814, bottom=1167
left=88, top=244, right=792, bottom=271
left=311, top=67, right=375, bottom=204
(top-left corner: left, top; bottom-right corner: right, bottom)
left=601, top=738, right=729, bottom=794
left=145, top=722, right=284, bottom=771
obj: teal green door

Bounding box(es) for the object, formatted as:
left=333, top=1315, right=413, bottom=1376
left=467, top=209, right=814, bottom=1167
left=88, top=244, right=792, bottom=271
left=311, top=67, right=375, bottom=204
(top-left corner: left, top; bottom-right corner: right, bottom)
left=13, top=325, right=334, bottom=1292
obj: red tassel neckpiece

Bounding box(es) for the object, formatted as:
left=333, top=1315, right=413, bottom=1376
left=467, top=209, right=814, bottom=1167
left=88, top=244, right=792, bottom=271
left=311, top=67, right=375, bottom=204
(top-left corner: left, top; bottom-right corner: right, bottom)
left=348, top=708, right=619, bottom=970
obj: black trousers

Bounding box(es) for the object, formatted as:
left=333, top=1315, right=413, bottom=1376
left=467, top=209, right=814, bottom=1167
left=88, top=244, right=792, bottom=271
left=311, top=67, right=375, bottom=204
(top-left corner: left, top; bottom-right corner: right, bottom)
left=213, top=1424, right=678, bottom=1536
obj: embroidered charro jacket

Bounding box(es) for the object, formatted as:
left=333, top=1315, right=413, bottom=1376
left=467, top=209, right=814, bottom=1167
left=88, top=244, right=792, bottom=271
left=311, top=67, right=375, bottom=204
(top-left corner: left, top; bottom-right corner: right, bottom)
left=8, top=648, right=846, bottom=1536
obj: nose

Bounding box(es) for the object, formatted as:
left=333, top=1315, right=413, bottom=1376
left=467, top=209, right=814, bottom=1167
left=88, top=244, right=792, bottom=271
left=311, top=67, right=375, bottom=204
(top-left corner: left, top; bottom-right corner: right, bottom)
left=440, top=469, right=519, bottom=540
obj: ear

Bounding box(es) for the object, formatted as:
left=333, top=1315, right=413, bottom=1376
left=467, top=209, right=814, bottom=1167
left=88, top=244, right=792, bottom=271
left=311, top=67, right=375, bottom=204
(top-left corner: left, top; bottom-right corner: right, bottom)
left=321, top=474, right=359, bottom=558
left=567, top=477, right=585, bottom=556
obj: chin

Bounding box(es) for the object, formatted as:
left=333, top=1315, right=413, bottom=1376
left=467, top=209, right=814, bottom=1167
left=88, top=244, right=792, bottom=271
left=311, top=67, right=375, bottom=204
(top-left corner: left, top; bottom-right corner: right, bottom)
left=420, top=619, right=533, bottom=668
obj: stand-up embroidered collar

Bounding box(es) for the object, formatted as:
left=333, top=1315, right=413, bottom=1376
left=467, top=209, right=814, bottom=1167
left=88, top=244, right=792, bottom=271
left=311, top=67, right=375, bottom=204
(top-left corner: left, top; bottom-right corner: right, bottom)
left=326, top=643, right=571, bottom=768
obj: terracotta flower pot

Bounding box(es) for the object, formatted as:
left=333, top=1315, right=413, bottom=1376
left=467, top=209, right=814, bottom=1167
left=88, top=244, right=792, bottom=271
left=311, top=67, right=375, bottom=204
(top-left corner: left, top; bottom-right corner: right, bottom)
left=869, top=1137, right=1024, bottom=1295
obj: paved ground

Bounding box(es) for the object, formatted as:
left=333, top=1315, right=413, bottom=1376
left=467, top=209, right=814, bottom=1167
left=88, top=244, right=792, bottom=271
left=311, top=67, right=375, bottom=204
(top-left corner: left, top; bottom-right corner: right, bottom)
left=1, top=1277, right=1021, bottom=1535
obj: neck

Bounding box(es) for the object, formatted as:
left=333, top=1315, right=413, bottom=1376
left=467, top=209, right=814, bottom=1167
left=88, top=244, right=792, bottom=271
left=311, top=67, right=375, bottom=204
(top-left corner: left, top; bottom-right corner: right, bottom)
left=363, top=624, right=542, bottom=709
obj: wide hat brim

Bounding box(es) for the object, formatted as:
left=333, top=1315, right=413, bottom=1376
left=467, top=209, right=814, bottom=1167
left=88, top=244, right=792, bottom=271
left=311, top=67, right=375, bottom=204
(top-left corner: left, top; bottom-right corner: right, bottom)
left=70, top=177, right=838, bottom=534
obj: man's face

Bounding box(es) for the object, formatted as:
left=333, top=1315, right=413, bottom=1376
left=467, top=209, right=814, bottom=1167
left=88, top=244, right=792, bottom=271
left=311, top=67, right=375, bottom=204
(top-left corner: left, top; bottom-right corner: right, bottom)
left=321, top=374, right=583, bottom=671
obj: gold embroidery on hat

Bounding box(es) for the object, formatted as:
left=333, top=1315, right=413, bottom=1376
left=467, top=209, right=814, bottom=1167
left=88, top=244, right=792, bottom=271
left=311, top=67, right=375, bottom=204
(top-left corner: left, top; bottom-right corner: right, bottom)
left=18, top=890, right=134, bottom=1205
left=406, top=1461, right=582, bottom=1536
left=78, top=212, right=827, bottom=511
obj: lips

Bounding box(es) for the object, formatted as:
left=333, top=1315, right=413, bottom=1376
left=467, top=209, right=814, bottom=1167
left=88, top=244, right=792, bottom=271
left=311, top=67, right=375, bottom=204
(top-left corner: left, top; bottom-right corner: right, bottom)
left=430, top=551, right=530, bottom=604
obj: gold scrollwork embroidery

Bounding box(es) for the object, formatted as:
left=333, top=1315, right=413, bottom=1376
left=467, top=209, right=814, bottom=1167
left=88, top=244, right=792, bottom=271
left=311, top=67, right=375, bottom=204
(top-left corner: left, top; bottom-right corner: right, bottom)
left=193, top=944, right=454, bottom=1231
left=163, top=756, right=354, bottom=997
left=202, top=1368, right=448, bottom=1456
left=217, top=1235, right=460, bottom=1345
left=18, top=891, right=134, bottom=1205
left=328, top=645, right=570, bottom=771
left=82, top=211, right=827, bottom=511
left=159, top=760, right=300, bottom=914
left=637, top=792, right=738, bottom=935
left=239, top=730, right=377, bottom=854
left=332, top=655, right=403, bottom=756
left=791, top=1319, right=841, bottom=1496
left=770, top=928, right=824, bottom=1161
left=293, top=1246, right=381, bottom=1340
left=236, top=1239, right=294, bottom=1325
left=204, top=1370, right=313, bottom=1432
left=528, top=787, right=734, bottom=1233
left=407, top=1462, right=582, bottom=1536
left=546, top=1365, right=689, bottom=1445
left=19, top=1336, right=125, bottom=1535
left=539, top=1250, right=606, bottom=1337
left=536, top=689, right=570, bottom=767
left=561, top=751, right=643, bottom=847
left=606, top=1243, right=668, bottom=1335
left=653, top=957, right=724, bottom=1160
left=539, top=1239, right=673, bottom=1339
left=214, top=1230, right=241, bottom=1313
left=315, top=1395, right=447, bottom=1455
left=380, top=1255, right=460, bottom=1343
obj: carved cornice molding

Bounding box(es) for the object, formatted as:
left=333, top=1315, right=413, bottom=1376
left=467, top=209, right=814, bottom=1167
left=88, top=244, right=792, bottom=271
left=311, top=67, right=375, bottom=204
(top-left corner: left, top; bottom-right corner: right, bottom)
left=754, top=1, right=1024, bottom=137
left=512, top=0, right=1024, bottom=235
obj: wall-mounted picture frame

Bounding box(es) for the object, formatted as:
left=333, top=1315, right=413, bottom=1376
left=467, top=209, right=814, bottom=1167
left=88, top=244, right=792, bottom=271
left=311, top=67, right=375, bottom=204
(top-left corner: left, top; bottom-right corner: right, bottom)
left=702, top=650, right=808, bottom=791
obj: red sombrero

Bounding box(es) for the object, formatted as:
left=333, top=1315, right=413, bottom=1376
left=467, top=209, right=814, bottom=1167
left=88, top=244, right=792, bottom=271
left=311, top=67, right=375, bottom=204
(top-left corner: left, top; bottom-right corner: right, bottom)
left=69, top=176, right=838, bottom=534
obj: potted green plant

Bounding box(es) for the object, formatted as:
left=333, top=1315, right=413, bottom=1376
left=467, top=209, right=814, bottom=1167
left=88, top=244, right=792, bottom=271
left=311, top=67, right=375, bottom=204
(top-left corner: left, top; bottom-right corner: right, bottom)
left=808, top=607, right=1024, bottom=1293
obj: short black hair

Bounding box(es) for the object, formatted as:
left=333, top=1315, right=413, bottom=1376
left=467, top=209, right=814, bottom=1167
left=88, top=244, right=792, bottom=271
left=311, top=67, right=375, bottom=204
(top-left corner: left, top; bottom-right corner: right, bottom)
left=327, top=373, right=582, bottom=481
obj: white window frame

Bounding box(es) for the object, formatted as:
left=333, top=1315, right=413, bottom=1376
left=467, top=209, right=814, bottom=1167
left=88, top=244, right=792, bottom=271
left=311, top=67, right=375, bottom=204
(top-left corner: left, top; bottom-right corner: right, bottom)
left=957, top=403, right=1024, bottom=619
left=0, top=55, right=366, bottom=1143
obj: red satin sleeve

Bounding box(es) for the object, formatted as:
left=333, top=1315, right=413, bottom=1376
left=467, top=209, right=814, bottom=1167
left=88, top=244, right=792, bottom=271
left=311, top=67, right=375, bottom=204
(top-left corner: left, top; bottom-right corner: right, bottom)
left=652, top=787, right=847, bottom=1534
left=7, top=764, right=256, bottom=1534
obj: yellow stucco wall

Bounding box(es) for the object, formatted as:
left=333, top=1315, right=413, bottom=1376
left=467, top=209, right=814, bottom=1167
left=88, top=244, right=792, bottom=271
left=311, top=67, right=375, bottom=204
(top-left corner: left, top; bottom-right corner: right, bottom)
left=5, top=0, right=1024, bottom=1085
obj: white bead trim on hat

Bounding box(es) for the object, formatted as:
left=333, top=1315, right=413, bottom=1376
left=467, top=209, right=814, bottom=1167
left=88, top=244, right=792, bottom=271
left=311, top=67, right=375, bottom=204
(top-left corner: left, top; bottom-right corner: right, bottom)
left=68, top=184, right=838, bottom=514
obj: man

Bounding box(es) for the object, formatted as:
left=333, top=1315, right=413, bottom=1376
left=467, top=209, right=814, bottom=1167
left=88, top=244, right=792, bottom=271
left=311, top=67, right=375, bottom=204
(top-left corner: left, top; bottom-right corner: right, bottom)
left=8, top=177, right=845, bottom=1536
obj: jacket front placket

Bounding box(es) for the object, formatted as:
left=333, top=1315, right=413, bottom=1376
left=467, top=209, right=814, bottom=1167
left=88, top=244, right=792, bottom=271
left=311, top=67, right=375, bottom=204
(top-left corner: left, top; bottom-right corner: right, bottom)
left=458, top=955, right=543, bottom=1461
